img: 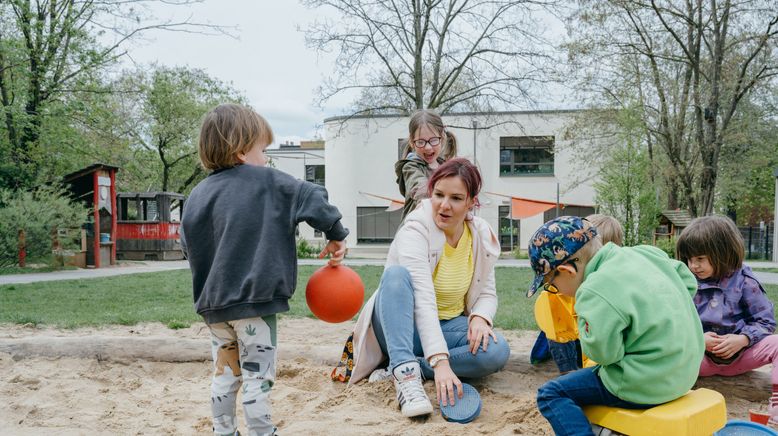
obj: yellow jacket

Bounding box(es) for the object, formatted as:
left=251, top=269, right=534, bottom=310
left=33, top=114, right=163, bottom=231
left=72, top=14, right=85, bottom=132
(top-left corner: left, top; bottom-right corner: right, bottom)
left=534, top=292, right=596, bottom=367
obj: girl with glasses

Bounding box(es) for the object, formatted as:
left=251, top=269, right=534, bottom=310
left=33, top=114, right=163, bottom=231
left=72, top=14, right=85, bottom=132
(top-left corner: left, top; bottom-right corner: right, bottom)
left=395, top=109, right=458, bottom=220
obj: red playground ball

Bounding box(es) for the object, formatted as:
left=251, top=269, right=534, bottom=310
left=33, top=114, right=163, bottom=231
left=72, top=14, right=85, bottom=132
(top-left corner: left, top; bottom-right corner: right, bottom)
left=305, top=265, right=365, bottom=323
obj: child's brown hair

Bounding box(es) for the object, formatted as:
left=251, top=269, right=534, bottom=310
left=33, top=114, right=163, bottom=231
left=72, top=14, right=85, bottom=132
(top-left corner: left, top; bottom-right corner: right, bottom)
left=676, top=215, right=744, bottom=279
left=403, top=109, right=457, bottom=160
left=586, top=214, right=624, bottom=246
left=198, top=104, right=274, bottom=170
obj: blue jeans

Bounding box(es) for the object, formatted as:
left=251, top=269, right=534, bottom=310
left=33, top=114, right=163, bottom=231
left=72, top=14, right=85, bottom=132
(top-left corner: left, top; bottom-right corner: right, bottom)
left=372, top=265, right=510, bottom=380
left=549, top=339, right=581, bottom=373
left=537, top=367, right=654, bottom=436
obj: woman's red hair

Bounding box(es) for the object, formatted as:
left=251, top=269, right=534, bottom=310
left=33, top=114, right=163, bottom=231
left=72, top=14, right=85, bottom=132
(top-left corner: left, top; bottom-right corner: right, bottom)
left=427, top=157, right=482, bottom=206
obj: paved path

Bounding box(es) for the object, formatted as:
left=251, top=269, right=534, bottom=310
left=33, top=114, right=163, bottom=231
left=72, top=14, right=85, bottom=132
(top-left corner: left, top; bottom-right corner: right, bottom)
left=2, top=258, right=778, bottom=285
left=0, top=261, right=190, bottom=285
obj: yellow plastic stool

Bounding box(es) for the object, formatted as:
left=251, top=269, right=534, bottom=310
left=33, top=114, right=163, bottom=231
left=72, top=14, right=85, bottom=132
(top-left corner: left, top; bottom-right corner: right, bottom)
left=582, top=388, right=727, bottom=436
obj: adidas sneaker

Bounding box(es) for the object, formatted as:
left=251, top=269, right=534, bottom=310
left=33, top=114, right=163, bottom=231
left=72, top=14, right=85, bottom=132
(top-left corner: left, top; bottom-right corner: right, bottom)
left=392, top=361, right=433, bottom=417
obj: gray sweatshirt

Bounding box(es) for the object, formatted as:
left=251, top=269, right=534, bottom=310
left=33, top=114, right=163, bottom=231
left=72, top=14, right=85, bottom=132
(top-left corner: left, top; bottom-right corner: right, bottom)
left=180, top=164, right=348, bottom=323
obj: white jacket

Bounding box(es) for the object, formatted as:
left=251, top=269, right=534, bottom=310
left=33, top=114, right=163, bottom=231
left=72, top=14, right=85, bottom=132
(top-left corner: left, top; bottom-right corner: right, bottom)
left=348, top=199, right=501, bottom=384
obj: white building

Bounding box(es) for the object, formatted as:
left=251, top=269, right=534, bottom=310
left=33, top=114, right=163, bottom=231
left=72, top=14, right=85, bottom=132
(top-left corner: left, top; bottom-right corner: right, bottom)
left=266, top=111, right=599, bottom=253
left=266, top=141, right=326, bottom=243
left=322, top=111, right=598, bottom=252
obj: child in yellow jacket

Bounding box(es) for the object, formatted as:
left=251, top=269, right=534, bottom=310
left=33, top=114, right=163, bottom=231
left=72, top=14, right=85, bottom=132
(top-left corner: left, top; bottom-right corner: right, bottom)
left=532, top=214, right=623, bottom=373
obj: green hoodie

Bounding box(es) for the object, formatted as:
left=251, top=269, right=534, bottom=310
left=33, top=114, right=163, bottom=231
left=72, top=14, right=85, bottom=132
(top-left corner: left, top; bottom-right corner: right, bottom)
left=575, top=243, right=704, bottom=404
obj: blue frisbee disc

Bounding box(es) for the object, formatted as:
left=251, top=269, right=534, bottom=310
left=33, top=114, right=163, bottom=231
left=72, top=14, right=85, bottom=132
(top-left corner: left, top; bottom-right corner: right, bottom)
left=439, top=383, right=482, bottom=424
left=714, top=420, right=778, bottom=436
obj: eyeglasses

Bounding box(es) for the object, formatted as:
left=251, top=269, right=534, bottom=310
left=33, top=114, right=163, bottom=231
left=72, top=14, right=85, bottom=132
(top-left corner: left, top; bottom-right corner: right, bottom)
left=541, top=257, right=579, bottom=294
left=412, top=136, right=442, bottom=149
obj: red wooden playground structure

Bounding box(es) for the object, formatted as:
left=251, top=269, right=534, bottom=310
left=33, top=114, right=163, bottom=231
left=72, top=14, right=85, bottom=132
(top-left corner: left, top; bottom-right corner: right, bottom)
left=116, top=192, right=185, bottom=261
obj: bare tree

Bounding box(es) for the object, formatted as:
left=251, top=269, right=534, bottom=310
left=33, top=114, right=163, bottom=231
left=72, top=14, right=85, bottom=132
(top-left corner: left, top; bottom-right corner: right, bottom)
left=0, top=0, right=227, bottom=189
left=567, top=0, right=778, bottom=217
left=303, top=0, right=559, bottom=116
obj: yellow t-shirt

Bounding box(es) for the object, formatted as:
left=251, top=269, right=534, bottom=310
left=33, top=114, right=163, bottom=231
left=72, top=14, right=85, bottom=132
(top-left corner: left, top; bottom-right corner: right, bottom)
left=433, top=224, right=474, bottom=320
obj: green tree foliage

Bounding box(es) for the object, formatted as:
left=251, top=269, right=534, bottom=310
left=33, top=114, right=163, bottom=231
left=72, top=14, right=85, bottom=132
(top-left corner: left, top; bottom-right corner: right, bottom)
left=593, top=110, right=661, bottom=246
left=0, top=0, right=223, bottom=190
left=716, top=92, right=778, bottom=224
left=566, top=0, right=778, bottom=217
left=0, top=186, right=87, bottom=267
left=108, top=65, right=245, bottom=193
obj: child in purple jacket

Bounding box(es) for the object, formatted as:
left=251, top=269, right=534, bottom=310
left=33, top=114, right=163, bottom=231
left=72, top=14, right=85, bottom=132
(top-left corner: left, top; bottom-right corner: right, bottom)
left=677, top=215, right=778, bottom=423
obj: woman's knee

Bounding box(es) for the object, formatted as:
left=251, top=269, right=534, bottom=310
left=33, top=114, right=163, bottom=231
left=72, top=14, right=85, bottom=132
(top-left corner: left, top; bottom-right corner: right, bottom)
left=489, top=332, right=511, bottom=369
left=471, top=332, right=511, bottom=375
left=380, top=265, right=413, bottom=294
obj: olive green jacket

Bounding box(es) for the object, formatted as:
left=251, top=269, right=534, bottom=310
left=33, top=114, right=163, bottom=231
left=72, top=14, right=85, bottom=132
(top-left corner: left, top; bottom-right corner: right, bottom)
left=394, top=152, right=444, bottom=220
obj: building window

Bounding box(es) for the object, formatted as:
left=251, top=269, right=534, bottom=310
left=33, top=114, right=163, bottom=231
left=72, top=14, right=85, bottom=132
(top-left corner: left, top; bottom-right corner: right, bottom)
left=314, top=230, right=323, bottom=238
left=305, top=165, right=325, bottom=186
left=499, top=136, right=554, bottom=176
left=357, top=206, right=403, bottom=243
left=498, top=206, right=520, bottom=251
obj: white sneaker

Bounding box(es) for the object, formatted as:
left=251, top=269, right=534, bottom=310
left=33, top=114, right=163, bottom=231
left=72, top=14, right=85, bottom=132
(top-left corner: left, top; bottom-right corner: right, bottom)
left=368, top=367, right=391, bottom=383
left=392, top=361, right=433, bottom=417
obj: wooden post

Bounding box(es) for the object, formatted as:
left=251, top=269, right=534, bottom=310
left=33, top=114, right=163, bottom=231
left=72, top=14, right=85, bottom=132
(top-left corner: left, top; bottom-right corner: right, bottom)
left=110, top=169, right=117, bottom=264
left=93, top=171, right=100, bottom=268
left=17, top=229, right=26, bottom=267
left=51, top=227, right=63, bottom=268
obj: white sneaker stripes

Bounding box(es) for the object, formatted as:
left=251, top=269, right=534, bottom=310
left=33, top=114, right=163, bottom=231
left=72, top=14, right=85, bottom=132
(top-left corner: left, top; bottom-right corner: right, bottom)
left=392, top=361, right=433, bottom=417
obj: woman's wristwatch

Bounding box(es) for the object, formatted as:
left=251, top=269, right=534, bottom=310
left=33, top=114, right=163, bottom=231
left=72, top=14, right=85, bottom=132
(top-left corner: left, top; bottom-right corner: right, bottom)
left=429, top=354, right=449, bottom=368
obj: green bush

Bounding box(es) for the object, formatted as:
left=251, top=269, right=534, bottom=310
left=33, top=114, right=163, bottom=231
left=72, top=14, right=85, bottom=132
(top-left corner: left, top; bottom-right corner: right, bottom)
left=0, top=187, right=87, bottom=268
left=296, top=237, right=321, bottom=259
left=654, top=236, right=677, bottom=258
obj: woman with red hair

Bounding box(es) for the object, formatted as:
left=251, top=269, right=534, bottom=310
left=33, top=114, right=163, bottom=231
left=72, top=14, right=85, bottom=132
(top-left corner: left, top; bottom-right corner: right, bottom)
left=347, top=158, right=510, bottom=419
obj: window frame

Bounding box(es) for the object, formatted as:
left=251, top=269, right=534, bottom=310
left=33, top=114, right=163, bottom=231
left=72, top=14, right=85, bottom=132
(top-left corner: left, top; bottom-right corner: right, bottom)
left=499, top=136, right=555, bottom=177
left=305, top=164, right=325, bottom=186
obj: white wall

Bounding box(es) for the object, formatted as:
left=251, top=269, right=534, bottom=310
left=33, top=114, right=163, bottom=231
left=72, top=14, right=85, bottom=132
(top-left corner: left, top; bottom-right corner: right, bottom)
left=324, top=111, right=598, bottom=250
left=266, top=147, right=326, bottom=244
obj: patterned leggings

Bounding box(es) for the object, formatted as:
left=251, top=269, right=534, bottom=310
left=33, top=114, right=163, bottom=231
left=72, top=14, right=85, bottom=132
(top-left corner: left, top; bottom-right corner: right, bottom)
left=208, top=315, right=277, bottom=436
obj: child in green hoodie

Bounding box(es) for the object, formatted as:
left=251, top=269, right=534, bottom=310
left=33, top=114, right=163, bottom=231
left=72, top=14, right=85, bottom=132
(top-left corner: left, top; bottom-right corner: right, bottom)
left=530, top=216, right=704, bottom=436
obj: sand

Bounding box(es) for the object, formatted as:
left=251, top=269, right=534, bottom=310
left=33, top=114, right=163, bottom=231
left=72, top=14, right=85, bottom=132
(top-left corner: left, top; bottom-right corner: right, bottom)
left=0, top=318, right=769, bottom=435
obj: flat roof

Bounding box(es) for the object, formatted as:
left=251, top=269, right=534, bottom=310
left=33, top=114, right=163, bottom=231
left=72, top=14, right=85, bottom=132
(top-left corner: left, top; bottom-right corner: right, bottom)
left=323, top=108, right=587, bottom=123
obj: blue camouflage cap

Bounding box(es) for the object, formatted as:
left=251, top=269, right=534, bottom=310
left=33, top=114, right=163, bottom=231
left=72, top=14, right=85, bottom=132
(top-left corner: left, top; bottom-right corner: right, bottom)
left=526, top=216, right=598, bottom=298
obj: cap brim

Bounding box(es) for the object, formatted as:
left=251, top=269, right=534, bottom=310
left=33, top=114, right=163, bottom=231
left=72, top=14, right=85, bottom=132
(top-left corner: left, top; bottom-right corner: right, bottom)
left=526, top=275, right=543, bottom=298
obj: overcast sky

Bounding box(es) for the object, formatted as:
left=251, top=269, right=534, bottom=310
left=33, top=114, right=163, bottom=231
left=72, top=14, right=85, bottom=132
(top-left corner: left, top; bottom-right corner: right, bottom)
left=123, top=1, right=569, bottom=147
left=123, top=1, right=339, bottom=146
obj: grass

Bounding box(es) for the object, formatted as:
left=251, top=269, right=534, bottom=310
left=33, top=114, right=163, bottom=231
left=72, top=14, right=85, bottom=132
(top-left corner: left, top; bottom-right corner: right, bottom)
left=752, top=267, right=778, bottom=273
left=2, top=265, right=777, bottom=330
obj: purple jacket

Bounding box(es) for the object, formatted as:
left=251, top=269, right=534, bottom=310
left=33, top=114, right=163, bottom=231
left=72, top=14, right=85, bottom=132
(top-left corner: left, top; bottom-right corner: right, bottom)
left=694, top=265, right=776, bottom=346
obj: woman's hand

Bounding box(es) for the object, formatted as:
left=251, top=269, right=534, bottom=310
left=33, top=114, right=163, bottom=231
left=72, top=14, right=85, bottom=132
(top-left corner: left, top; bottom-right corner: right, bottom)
left=468, top=315, right=497, bottom=354
left=703, top=331, right=722, bottom=352
left=711, top=334, right=749, bottom=359
left=319, top=240, right=346, bottom=266
left=433, top=359, right=463, bottom=406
